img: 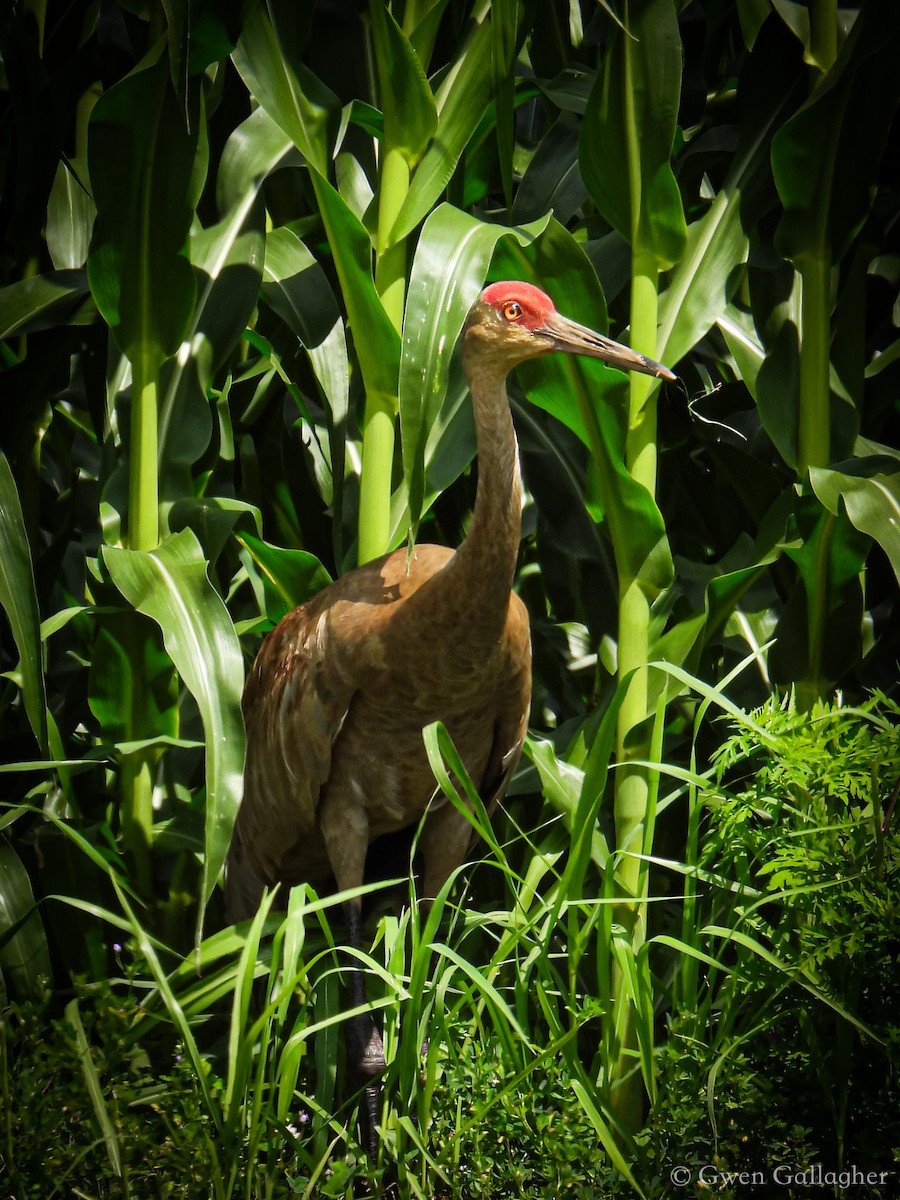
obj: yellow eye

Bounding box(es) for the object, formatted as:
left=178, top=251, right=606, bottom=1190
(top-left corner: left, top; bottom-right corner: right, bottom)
left=502, top=300, right=523, bottom=322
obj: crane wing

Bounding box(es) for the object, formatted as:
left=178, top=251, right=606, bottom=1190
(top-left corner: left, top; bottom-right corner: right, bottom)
left=236, top=601, right=355, bottom=887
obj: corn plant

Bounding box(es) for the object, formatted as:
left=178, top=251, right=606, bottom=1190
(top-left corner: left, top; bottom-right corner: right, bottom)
left=1, top=0, right=899, bottom=1193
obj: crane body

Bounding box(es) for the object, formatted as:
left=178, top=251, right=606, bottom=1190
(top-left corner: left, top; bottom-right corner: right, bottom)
left=226, top=280, right=675, bottom=1146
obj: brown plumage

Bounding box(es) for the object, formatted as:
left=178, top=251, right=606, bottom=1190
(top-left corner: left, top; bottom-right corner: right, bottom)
left=226, top=280, right=675, bottom=1147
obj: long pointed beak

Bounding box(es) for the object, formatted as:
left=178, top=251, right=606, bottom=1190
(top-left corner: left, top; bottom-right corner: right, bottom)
left=540, top=311, right=677, bottom=381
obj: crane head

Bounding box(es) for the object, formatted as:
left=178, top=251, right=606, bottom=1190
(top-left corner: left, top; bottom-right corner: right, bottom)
left=464, top=281, right=676, bottom=381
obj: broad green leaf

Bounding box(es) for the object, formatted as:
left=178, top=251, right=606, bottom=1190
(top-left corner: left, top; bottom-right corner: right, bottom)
left=87, top=48, right=203, bottom=364
left=811, top=461, right=900, bottom=587
left=234, top=9, right=400, bottom=415
left=752, top=265, right=802, bottom=468
left=387, top=353, right=474, bottom=549
left=236, top=532, right=332, bottom=624
left=717, top=305, right=765, bottom=398
left=216, top=105, right=296, bottom=216
left=0, top=839, right=53, bottom=1002
left=103, top=529, right=245, bottom=933
left=310, top=169, right=401, bottom=401
left=525, top=736, right=610, bottom=876
left=773, top=0, right=900, bottom=268
left=580, top=0, right=686, bottom=268
left=369, top=0, right=437, bottom=169
left=88, top=610, right=178, bottom=748
left=0, top=270, right=89, bottom=338
left=511, top=113, right=586, bottom=227
left=169, top=497, right=262, bottom=567
left=390, top=15, right=494, bottom=243
left=657, top=191, right=748, bottom=370
left=0, top=449, right=47, bottom=752
left=46, top=157, right=96, bottom=270
left=231, top=4, right=339, bottom=177
left=157, top=188, right=266, bottom=492
left=261, top=225, right=350, bottom=496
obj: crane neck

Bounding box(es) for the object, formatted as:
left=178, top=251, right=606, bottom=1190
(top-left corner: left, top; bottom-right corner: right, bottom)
left=450, top=349, right=523, bottom=625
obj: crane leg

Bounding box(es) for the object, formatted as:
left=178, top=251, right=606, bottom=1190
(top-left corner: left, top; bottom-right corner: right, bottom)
left=224, top=827, right=266, bottom=925
left=319, top=795, right=384, bottom=1158
left=418, top=802, right=477, bottom=902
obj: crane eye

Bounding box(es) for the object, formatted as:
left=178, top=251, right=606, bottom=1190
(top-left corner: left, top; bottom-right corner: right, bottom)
left=501, top=300, right=523, bottom=322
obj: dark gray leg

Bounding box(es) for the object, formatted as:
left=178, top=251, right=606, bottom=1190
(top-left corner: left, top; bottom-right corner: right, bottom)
left=344, top=894, right=385, bottom=1159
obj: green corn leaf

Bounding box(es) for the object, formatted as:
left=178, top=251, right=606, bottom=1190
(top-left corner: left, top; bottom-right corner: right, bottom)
left=580, top=0, right=686, bottom=268
left=87, top=46, right=203, bottom=365
left=773, top=0, right=900, bottom=269
left=46, top=157, right=96, bottom=270
left=157, top=188, right=266, bottom=496
left=216, top=105, right=296, bottom=216
left=103, top=529, right=245, bottom=937
left=0, top=449, right=47, bottom=752
left=310, top=169, right=402, bottom=402
left=400, top=204, right=550, bottom=533
left=770, top=495, right=869, bottom=693
left=88, top=610, right=178, bottom=749
left=491, top=0, right=519, bottom=209
left=0, top=840, right=53, bottom=1002
left=389, top=15, right=494, bottom=244
left=810, top=460, right=900, bottom=587
left=0, top=270, right=89, bottom=338
left=261, top=225, right=350, bottom=509
left=231, top=4, right=339, bottom=177
left=369, top=0, right=437, bottom=169
left=658, top=16, right=806, bottom=368
left=233, top=5, right=400, bottom=419
left=511, top=113, right=586, bottom=227
left=236, top=532, right=332, bottom=624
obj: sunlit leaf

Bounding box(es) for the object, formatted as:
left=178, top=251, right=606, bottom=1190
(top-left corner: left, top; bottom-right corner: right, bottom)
left=46, top=157, right=95, bottom=270
left=390, top=15, right=494, bottom=243
left=369, top=1, right=437, bottom=170
left=232, top=4, right=339, bottom=176
left=811, top=460, right=900, bottom=587
left=104, top=529, right=245, bottom=935
left=236, top=532, right=332, bottom=624
left=580, top=0, right=686, bottom=267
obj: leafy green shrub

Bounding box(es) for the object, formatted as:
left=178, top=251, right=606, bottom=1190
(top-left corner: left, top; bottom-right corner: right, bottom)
left=1, top=983, right=224, bottom=1199
left=651, top=692, right=900, bottom=1190
left=425, top=1034, right=626, bottom=1199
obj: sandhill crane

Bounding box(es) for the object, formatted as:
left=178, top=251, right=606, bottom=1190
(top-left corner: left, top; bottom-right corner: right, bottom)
left=226, top=280, right=675, bottom=1151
